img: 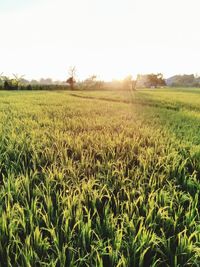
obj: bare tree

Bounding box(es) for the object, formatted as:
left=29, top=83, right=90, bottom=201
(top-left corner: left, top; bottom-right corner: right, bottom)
left=66, top=66, right=76, bottom=90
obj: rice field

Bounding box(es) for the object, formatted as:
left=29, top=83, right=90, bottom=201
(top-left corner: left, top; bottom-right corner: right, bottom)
left=0, top=88, right=200, bottom=266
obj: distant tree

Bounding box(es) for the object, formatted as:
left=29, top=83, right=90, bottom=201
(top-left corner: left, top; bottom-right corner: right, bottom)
left=96, top=80, right=104, bottom=90
left=82, top=75, right=96, bottom=89
left=146, top=73, right=166, bottom=87
left=66, top=66, right=76, bottom=90
left=137, top=73, right=166, bottom=88
left=122, top=75, right=132, bottom=90
left=39, top=78, right=53, bottom=85
left=54, top=80, right=62, bottom=85
left=4, top=80, right=10, bottom=90
left=132, top=79, right=137, bottom=90
left=45, top=78, right=53, bottom=84
left=0, top=73, right=4, bottom=88
left=82, top=75, right=104, bottom=90
left=24, top=84, right=32, bottom=90
left=166, top=74, right=196, bottom=87
left=122, top=75, right=137, bottom=90
left=30, top=79, right=39, bottom=85
left=0, top=73, right=28, bottom=90
left=88, top=75, right=97, bottom=82
left=20, top=78, right=29, bottom=85
left=157, top=73, right=166, bottom=86
left=39, top=78, right=46, bottom=85
left=3, top=78, right=17, bottom=90
left=12, top=74, right=25, bottom=89
left=2, top=74, right=24, bottom=90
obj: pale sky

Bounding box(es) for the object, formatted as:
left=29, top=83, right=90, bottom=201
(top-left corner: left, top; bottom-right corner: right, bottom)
left=0, top=0, right=200, bottom=81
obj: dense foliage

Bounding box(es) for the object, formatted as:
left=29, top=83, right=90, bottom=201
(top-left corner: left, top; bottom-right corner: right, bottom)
left=166, top=74, right=200, bottom=87
left=136, top=74, right=166, bottom=88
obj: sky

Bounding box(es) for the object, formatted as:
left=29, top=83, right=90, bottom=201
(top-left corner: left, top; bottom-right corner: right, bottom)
left=0, top=0, right=200, bottom=81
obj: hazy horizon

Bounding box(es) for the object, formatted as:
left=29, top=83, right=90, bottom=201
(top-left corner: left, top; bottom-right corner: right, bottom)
left=0, top=0, right=200, bottom=81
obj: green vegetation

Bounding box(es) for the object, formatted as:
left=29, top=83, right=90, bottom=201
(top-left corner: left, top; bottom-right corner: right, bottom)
left=166, top=75, right=200, bottom=87
left=0, top=88, right=200, bottom=266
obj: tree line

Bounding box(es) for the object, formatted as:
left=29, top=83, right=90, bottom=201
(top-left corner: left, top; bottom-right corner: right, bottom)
left=1, top=71, right=200, bottom=90
left=166, top=74, right=200, bottom=87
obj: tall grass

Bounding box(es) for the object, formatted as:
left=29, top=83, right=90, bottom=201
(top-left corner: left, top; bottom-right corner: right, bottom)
left=0, top=89, right=200, bottom=266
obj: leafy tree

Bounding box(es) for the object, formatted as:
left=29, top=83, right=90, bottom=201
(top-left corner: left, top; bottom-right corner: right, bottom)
left=137, top=73, right=166, bottom=88
left=1, top=74, right=25, bottom=90
left=166, top=74, right=198, bottom=87
left=146, top=73, right=166, bottom=87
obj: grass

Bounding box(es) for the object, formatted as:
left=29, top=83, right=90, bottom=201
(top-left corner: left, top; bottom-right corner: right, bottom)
left=0, top=88, right=200, bottom=266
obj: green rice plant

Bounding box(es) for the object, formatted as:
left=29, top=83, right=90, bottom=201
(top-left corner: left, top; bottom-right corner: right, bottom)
left=0, top=88, right=200, bottom=266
